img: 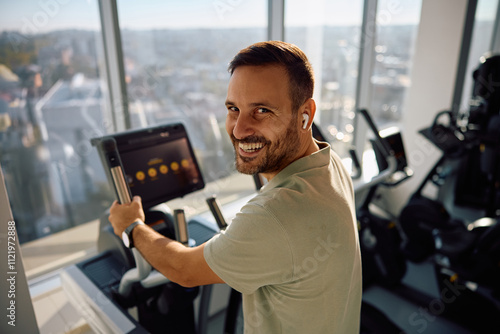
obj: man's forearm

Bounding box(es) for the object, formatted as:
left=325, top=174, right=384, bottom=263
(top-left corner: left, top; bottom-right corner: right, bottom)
left=130, top=223, right=224, bottom=287
left=131, top=224, right=187, bottom=283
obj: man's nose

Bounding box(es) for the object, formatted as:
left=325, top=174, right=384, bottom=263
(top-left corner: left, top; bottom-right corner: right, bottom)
left=232, top=112, right=256, bottom=140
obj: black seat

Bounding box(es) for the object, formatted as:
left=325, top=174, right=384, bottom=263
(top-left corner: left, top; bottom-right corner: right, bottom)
left=434, top=219, right=500, bottom=284
left=434, top=226, right=480, bottom=263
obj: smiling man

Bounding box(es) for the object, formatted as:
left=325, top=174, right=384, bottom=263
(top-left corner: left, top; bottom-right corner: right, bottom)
left=109, top=41, right=362, bottom=333
left=225, top=63, right=315, bottom=179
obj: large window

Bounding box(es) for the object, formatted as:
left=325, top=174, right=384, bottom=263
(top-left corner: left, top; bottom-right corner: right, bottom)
left=0, top=1, right=113, bottom=248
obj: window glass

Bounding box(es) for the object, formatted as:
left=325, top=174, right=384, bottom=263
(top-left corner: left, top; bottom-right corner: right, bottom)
left=0, top=0, right=112, bottom=255
left=117, top=0, right=267, bottom=210
left=459, top=0, right=499, bottom=114
left=285, top=0, right=422, bottom=155
left=285, top=0, right=363, bottom=156
left=0, top=0, right=113, bottom=278
left=370, top=0, right=422, bottom=127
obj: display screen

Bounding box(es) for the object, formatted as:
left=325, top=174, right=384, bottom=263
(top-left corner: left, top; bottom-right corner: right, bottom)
left=120, top=138, right=202, bottom=207
left=93, top=123, right=205, bottom=209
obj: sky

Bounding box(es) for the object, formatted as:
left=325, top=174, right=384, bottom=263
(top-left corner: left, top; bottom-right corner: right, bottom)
left=0, top=0, right=497, bottom=33
left=0, top=0, right=102, bottom=33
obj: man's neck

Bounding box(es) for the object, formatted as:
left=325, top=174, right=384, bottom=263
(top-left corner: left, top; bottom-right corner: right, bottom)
left=261, top=136, right=320, bottom=181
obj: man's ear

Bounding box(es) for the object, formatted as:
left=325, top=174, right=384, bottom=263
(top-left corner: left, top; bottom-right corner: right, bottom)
left=300, top=98, right=316, bottom=131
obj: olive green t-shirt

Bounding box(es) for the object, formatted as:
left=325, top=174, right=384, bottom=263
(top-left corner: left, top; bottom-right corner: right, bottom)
left=204, top=142, right=362, bottom=333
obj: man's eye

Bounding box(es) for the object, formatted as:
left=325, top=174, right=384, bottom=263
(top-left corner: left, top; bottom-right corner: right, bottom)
left=228, top=106, right=239, bottom=112
left=257, top=108, right=271, bottom=114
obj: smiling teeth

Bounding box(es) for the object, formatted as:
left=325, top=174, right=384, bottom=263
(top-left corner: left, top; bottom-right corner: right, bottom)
left=239, top=142, right=264, bottom=152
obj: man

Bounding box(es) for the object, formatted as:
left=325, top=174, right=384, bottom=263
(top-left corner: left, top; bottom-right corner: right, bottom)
left=109, top=41, right=362, bottom=333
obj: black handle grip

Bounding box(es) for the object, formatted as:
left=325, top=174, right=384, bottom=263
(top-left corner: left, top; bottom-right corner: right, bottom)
left=349, top=148, right=362, bottom=180
left=206, top=196, right=228, bottom=231
left=358, top=109, right=393, bottom=159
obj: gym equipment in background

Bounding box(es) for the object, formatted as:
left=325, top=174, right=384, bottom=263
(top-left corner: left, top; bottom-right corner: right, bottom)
left=400, top=54, right=500, bottom=263
left=396, top=54, right=500, bottom=332
left=431, top=215, right=500, bottom=332
left=452, top=53, right=500, bottom=216
left=398, top=124, right=466, bottom=263
left=353, top=109, right=412, bottom=288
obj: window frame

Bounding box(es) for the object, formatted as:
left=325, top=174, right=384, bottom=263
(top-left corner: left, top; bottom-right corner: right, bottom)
left=452, top=0, right=500, bottom=116
left=98, top=0, right=130, bottom=132
left=493, top=1, right=500, bottom=50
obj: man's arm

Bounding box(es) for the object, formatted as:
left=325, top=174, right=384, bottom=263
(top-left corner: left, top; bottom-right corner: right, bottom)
left=109, top=196, right=225, bottom=287
left=131, top=224, right=224, bottom=287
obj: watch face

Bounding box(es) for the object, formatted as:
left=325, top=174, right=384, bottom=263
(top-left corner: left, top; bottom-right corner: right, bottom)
left=122, top=231, right=131, bottom=248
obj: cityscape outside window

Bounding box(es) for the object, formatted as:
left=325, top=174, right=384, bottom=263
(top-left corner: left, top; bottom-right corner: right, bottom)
left=369, top=0, right=422, bottom=126
left=0, top=1, right=113, bottom=250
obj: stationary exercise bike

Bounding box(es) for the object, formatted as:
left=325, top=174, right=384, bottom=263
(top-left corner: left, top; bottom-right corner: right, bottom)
left=353, top=109, right=412, bottom=290
left=400, top=54, right=500, bottom=262
left=432, top=54, right=500, bottom=332
left=397, top=53, right=500, bottom=332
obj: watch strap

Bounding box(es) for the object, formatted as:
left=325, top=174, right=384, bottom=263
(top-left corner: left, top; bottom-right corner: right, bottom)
left=123, top=220, right=145, bottom=248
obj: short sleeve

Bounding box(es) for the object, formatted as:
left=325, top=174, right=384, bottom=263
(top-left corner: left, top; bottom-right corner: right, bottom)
left=204, top=201, right=294, bottom=294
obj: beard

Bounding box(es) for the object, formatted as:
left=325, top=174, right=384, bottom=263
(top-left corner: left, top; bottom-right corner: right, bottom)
left=231, top=119, right=301, bottom=175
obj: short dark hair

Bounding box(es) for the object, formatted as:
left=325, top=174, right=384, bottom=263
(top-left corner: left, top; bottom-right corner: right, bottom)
left=228, top=41, right=314, bottom=113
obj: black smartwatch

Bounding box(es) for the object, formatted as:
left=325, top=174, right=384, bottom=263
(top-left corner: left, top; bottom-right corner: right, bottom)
left=122, top=220, right=145, bottom=248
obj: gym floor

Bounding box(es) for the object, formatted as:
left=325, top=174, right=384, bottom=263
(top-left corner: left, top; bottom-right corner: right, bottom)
left=362, top=259, right=479, bottom=334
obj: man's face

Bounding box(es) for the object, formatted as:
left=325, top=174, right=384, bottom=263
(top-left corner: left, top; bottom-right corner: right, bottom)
left=225, top=64, right=301, bottom=179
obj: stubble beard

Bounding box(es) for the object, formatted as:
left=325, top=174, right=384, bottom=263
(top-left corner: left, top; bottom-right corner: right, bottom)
left=232, top=121, right=301, bottom=176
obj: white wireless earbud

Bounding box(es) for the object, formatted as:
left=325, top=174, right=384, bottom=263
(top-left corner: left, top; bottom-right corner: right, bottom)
left=302, top=114, right=309, bottom=130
